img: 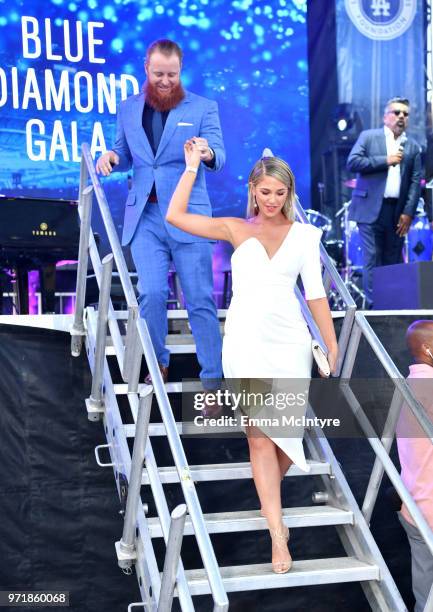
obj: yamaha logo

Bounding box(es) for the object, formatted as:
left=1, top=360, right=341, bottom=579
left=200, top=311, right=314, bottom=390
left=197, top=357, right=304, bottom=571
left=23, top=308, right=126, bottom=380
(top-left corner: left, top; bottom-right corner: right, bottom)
left=32, top=222, right=57, bottom=237
left=345, top=0, right=417, bottom=41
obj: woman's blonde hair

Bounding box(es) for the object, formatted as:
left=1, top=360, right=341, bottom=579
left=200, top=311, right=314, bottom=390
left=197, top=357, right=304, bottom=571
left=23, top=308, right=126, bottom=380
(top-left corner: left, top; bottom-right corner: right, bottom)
left=246, top=156, right=296, bottom=221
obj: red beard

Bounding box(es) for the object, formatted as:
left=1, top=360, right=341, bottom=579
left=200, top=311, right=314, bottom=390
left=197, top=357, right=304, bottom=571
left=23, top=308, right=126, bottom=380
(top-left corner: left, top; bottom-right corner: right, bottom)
left=144, top=81, right=185, bottom=112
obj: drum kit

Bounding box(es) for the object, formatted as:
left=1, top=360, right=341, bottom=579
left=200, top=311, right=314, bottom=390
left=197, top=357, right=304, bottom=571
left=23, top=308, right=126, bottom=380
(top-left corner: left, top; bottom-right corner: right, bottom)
left=304, top=178, right=433, bottom=310
left=304, top=204, right=365, bottom=309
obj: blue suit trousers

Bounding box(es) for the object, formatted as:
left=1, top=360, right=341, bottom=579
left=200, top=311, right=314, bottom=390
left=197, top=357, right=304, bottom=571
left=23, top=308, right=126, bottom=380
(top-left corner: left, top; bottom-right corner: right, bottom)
left=130, top=203, right=222, bottom=382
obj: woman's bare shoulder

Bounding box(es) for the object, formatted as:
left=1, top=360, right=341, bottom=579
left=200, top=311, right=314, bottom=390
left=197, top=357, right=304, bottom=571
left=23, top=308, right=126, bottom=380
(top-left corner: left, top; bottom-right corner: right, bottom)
left=223, top=217, right=255, bottom=247
left=224, top=217, right=253, bottom=233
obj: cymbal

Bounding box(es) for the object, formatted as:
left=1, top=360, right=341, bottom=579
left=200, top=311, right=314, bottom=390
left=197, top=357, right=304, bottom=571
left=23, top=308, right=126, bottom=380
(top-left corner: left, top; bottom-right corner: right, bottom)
left=343, top=178, right=357, bottom=189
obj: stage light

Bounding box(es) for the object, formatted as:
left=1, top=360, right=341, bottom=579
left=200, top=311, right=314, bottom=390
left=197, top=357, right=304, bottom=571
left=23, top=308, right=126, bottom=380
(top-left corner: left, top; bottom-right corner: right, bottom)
left=331, top=103, right=362, bottom=142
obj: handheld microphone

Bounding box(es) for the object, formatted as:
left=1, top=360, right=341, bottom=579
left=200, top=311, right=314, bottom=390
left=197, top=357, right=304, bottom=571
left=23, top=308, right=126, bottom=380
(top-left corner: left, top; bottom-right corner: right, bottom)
left=392, top=133, right=407, bottom=166
left=398, top=133, right=407, bottom=153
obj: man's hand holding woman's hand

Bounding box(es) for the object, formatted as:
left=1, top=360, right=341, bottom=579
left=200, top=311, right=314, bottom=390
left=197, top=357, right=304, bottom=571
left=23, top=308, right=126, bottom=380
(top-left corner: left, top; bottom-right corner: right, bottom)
left=184, top=139, right=202, bottom=169
left=185, top=136, right=214, bottom=164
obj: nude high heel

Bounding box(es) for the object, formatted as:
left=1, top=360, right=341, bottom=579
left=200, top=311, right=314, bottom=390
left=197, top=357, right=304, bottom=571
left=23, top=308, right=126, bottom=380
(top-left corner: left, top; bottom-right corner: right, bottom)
left=269, top=525, right=292, bottom=574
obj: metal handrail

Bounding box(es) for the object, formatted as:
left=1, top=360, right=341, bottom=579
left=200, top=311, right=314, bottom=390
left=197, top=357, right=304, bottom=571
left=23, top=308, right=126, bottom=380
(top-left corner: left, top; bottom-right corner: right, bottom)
left=354, top=313, right=433, bottom=439
left=72, top=143, right=228, bottom=611
left=136, top=318, right=227, bottom=609
left=81, top=145, right=137, bottom=307
left=295, top=197, right=357, bottom=376
left=340, top=312, right=433, bottom=561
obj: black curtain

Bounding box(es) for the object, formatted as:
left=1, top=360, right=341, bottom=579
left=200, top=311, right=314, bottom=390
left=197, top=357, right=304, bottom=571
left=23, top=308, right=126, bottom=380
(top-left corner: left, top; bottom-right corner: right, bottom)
left=0, top=325, right=140, bottom=611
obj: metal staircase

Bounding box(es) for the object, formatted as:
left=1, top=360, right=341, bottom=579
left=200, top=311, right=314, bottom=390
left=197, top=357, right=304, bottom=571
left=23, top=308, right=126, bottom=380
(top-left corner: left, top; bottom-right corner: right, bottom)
left=71, top=143, right=433, bottom=611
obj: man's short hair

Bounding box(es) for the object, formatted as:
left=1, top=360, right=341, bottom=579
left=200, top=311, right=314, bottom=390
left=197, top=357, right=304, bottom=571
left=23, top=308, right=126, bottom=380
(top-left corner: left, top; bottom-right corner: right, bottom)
left=145, top=39, right=183, bottom=65
left=384, top=97, right=410, bottom=113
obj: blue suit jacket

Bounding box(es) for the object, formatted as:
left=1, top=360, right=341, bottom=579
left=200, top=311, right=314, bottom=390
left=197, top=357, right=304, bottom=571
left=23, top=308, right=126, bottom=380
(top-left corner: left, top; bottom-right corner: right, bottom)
left=347, top=128, right=421, bottom=224
left=111, top=90, right=225, bottom=245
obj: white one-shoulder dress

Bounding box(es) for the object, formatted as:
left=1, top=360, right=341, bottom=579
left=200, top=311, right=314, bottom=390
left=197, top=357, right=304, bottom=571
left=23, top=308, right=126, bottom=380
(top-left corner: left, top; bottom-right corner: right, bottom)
left=222, top=222, right=326, bottom=473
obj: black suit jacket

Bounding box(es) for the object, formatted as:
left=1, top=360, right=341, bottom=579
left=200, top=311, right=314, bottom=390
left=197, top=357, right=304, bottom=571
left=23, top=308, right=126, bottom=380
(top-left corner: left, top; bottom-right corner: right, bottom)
left=347, top=128, right=422, bottom=224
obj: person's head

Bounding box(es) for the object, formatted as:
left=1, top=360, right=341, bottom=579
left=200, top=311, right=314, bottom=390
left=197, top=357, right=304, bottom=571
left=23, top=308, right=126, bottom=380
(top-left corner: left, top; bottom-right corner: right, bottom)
left=144, top=39, right=185, bottom=111
left=383, top=96, right=410, bottom=137
left=406, top=320, right=433, bottom=365
left=246, top=157, right=296, bottom=221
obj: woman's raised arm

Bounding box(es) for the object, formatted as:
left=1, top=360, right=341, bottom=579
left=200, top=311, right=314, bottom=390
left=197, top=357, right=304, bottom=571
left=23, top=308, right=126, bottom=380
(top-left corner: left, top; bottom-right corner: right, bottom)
left=166, top=140, right=236, bottom=242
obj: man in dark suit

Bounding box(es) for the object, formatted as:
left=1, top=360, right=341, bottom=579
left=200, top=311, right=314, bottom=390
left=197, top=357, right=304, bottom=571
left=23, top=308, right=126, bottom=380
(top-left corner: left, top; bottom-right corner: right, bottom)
left=347, top=97, right=421, bottom=308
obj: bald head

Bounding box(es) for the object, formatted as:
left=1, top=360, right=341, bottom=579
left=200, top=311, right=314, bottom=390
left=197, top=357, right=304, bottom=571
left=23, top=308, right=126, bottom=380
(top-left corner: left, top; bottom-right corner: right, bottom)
left=406, top=320, right=433, bottom=363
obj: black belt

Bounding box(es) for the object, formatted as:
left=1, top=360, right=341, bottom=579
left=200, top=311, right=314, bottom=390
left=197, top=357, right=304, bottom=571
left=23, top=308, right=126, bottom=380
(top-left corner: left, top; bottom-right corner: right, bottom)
left=382, top=197, right=398, bottom=204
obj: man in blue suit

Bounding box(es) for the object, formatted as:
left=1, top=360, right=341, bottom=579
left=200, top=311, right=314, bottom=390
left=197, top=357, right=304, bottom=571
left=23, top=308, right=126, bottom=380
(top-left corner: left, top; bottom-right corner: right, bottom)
left=347, top=97, right=421, bottom=308
left=96, top=39, right=225, bottom=385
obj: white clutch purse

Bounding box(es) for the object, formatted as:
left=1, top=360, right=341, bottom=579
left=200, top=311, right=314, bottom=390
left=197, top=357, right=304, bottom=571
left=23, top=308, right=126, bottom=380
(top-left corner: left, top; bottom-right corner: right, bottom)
left=311, top=340, right=331, bottom=377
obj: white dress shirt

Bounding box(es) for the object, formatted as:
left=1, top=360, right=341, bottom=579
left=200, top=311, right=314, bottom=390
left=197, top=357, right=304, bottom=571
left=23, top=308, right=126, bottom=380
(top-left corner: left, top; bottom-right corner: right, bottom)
left=383, top=125, right=403, bottom=199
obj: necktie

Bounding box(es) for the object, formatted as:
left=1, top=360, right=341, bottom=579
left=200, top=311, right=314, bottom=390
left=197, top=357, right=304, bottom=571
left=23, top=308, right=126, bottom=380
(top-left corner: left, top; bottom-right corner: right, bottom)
left=152, top=110, right=163, bottom=153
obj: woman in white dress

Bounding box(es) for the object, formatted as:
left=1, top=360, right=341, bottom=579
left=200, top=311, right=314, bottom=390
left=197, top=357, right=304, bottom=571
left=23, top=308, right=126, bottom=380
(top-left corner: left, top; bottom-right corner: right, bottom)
left=166, top=142, right=338, bottom=574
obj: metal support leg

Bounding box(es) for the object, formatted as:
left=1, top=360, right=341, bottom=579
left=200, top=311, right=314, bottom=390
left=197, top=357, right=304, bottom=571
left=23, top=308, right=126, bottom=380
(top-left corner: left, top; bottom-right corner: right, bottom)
left=85, top=254, right=113, bottom=421
left=115, top=388, right=153, bottom=570
left=127, top=331, right=143, bottom=395
left=70, top=184, right=94, bottom=356
left=122, top=305, right=139, bottom=383
left=157, top=504, right=187, bottom=612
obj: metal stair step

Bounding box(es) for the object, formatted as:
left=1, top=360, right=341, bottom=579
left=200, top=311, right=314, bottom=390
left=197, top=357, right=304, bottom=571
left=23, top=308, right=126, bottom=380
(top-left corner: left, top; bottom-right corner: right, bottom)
left=141, top=460, right=331, bottom=484
left=124, top=419, right=246, bottom=437
left=125, top=421, right=246, bottom=437
left=115, top=381, right=203, bottom=396
left=109, top=309, right=228, bottom=320
left=180, top=557, right=380, bottom=595
left=106, top=342, right=196, bottom=356
left=146, top=506, right=353, bottom=537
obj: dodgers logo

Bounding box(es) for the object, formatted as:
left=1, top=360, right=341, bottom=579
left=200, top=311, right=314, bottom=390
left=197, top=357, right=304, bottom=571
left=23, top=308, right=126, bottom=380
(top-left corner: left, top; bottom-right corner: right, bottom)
left=345, top=0, right=417, bottom=41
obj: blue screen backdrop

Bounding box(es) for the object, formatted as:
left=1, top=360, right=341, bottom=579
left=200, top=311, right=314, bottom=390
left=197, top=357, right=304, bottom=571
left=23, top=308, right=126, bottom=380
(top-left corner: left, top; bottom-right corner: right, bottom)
left=0, top=0, right=310, bottom=262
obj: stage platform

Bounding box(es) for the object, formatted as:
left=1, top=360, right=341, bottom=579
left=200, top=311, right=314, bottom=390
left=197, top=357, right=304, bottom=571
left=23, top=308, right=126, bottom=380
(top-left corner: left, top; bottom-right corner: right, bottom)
left=1, top=310, right=431, bottom=611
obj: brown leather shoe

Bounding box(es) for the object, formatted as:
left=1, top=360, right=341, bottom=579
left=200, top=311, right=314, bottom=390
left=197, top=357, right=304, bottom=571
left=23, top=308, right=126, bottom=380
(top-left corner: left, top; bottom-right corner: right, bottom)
left=144, top=364, right=168, bottom=385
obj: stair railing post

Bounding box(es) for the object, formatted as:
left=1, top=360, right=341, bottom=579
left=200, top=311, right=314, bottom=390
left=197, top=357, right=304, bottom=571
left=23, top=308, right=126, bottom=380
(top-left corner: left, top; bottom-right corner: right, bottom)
left=362, top=387, right=404, bottom=523
left=78, top=149, right=89, bottom=204
left=85, top=254, right=113, bottom=421
left=157, top=504, right=187, bottom=612
left=126, top=321, right=143, bottom=395
left=122, top=305, right=139, bottom=383
left=340, top=317, right=362, bottom=380
left=334, top=304, right=356, bottom=376
left=115, top=387, right=153, bottom=570
left=70, top=183, right=94, bottom=357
